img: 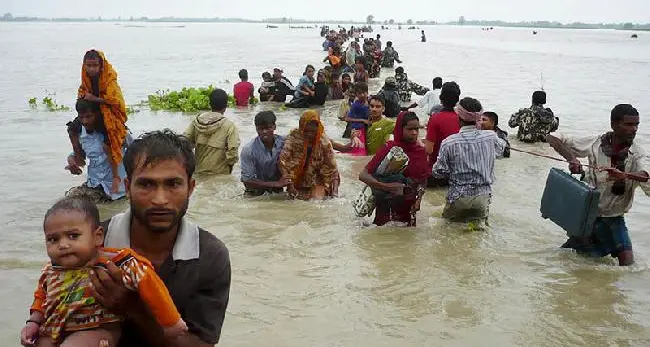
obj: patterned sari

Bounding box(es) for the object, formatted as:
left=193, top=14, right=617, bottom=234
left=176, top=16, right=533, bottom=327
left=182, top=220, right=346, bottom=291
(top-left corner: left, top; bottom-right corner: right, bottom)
left=279, top=110, right=340, bottom=199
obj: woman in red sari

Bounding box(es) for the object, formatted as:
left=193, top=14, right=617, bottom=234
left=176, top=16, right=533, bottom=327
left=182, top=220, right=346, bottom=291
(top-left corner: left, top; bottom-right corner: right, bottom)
left=359, top=112, right=429, bottom=226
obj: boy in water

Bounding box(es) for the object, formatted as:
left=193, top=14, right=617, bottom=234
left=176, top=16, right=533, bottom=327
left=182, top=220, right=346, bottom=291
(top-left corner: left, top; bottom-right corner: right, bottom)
left=343, top=82, right=370, bottom=155
left=233, top=69, right=254, bottom=107
left=20, top=197, right=187, bottom=347
left=481, top=112, right=511, bottom=158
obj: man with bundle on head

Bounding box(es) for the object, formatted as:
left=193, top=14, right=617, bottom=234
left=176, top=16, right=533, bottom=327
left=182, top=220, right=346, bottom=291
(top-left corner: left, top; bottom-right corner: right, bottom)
left=509, top=90, right=559, bottom=143
left=431, top=97, right=506, bottom=223
left=547, top=104, right=650, bottom=266
left=68, top=50, right=128, bottom=196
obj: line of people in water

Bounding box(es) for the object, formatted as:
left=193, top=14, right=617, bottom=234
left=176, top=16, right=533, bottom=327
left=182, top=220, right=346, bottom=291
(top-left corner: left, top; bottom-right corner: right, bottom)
left=20, top=29, right=650, bottom=347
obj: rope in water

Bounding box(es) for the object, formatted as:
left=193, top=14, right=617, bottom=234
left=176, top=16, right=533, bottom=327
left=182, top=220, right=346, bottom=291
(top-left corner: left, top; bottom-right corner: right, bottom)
left=509, top=147, right=649, bottom=181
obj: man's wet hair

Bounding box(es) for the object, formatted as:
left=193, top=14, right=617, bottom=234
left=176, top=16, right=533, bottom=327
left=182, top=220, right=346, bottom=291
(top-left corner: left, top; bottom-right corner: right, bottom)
left=239, top=69, right=248, bottom=80
left=75, top=98, right=100, bottom=114
left=386, top=41, right=393, bottom=47
left=255, top=111, right=277, bottom=127
left=83, top=49, right=103, bottom=65
left=432, top=77, right=443, bottom=89
left=611, top=104, right=639, bottom=122
left=209, top=89, right=229, bottom=111
left=459, top=97, right=483, bottom=113
left=439, top=81, right=461, bottom=109
left=355, top=56, right=365, bottom=64
left=341, top=73, right=351, bottom=80
left=124, top=129, right=196, bottom=180
left=44, top=196, right=100, bottom=230
left=395, top=66, right=404, bottom=74
left=483, top=111, right=499, bottom=126
left=532, top=90, right=546, bottom=105
left=354, top=82, right=369, bottom=94
left=369, top=95, right=385, bottom=105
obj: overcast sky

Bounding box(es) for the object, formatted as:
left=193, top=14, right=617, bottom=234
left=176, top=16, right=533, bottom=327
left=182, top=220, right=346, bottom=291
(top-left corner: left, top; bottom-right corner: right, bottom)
left=3, top=0, right=649, bottom=23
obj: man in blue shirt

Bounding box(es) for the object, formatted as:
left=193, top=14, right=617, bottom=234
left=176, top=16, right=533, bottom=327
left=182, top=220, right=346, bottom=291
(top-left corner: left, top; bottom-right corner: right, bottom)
left=65, top=99, right=131, bottom=202
left=240, top=111, right=289, bottom=196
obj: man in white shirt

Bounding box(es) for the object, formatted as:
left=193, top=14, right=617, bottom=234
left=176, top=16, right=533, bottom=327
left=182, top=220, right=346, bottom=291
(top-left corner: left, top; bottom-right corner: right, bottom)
left=546, top=104, right=650, bottom=266
left=408, top=77, right=443, bottom=117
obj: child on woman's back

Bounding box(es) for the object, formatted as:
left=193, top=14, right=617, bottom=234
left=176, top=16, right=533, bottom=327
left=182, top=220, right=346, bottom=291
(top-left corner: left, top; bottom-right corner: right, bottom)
left=20, top=197, right=186, bottom=347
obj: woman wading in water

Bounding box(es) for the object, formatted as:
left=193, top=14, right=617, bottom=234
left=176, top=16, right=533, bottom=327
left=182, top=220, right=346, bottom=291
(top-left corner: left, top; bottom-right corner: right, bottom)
left=280, top=110, right=340, bottom=200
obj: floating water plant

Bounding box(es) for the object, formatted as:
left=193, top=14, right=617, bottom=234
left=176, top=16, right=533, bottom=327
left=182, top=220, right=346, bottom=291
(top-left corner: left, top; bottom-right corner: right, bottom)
left=28, top=95, right=70, bottom=112
left=146, top=85, right=258, bottom=112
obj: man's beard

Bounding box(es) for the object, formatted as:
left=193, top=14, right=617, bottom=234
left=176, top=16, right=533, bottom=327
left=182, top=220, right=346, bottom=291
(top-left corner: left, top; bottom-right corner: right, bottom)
left=130, top=198, right=189, bottom=234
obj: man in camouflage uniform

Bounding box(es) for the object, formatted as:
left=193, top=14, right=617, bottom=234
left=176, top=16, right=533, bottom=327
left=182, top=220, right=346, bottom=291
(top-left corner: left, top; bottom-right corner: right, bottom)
left=395, top=67, right=430, bottom=104
left=381, top=41, right=403, bottom=68
left=509, top=90, right=559, bottom=143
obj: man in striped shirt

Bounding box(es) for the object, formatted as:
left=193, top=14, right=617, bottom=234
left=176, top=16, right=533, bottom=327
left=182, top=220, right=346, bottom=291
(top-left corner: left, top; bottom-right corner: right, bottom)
left=431, top=97, right=507, bottom=222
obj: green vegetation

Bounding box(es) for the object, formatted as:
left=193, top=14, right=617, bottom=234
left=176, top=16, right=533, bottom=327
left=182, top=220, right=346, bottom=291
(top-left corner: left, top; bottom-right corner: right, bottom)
left=146, top=86, right=258, bottom=112
left=28, top=95, right=70, bottom=112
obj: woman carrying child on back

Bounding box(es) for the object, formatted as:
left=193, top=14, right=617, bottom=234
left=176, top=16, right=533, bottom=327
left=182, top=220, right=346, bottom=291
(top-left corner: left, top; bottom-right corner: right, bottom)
left=20, top=197, right=187, bottom=347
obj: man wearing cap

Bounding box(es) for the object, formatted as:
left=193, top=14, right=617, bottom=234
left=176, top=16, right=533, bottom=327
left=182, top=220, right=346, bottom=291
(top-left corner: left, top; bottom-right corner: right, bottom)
left=508, top=90, right=559, bottom=143
left=431, top=97, right=506, bottom=223
left=377, top=77, right=401, bottom=118
left=272, top=68, right=295, bottom=103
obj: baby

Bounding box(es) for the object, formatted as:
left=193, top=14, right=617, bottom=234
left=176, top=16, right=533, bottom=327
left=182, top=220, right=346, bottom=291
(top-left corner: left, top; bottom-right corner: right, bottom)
left=20, top=197, right=187, bottom=347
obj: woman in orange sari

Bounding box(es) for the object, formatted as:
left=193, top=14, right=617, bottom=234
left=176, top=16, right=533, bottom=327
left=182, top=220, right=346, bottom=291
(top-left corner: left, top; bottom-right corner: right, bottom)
left=68, top=50, right=128, bottom=193
left=279, top=110, right=340, bottom=200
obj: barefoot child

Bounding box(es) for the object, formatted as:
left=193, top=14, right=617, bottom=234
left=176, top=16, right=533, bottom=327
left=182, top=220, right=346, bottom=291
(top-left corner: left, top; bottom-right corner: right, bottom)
left=20, top=197, right=187, bottom=347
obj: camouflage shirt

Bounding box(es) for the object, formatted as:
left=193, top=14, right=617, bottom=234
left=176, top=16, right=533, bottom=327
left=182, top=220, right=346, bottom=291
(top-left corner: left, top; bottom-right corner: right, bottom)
left=395, top=72, right=430, bottom=103
left=508, top=105, right=559, bottom=143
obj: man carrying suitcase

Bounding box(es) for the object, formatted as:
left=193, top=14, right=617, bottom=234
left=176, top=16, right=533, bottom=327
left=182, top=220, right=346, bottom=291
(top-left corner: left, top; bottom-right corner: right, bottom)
left=546, top=104, right=650, bottom=266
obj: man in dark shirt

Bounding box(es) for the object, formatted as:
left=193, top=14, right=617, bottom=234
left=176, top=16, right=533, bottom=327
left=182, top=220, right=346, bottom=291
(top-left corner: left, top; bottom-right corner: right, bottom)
left=90, top=129, right=231, bottom=346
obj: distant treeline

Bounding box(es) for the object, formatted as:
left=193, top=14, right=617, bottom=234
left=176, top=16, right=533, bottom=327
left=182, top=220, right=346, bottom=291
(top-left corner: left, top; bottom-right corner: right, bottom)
left=451, top=19, right=650, bottom=30
left=1, top=13, right=649, bottom=30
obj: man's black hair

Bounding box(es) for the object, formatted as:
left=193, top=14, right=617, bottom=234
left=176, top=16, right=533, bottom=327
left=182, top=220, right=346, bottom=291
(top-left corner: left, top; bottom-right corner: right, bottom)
left=44, top=196, right=100, bottom=230
left=532, top=90, right=546, bottom=105
left=483, top=111, right=499, bottom=126
left=386, top=41, right=393, bottom=47
left=354, top=82, right=369, bottom=94
left=439, top=81, right=461, bottom=109
left=342, top=73, right=351, bottom=80
left=239, top=69, right=248, bottom=80
left=611, top=104, right=639, bottom=122
left=395, top=66, right=404, bottom=74
left=123, top=129, right=196, bottom=180
left=209, top=89, right=229, bottom=111
left=254, top=111, right=277, bottom=127
left=75, top=98, right=100, bottom=114
left=459, top=97, right=482, bottom=113
left=432, top=77, right=443, bottom=89
left=369, top=95, right=385, bottom=105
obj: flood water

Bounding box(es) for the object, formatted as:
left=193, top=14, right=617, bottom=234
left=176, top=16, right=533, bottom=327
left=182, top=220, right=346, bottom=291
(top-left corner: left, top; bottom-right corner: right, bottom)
left=2, top=22, right=650, bottom=346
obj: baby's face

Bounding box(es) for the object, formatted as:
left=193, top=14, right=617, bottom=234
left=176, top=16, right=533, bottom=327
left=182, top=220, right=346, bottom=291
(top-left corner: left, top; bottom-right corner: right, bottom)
left=44, top=211, right=103, bottom=268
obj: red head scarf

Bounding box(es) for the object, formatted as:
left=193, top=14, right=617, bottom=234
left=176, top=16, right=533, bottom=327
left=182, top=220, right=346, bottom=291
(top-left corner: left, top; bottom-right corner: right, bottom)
left=366, top=112, right=430, bottom=182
